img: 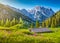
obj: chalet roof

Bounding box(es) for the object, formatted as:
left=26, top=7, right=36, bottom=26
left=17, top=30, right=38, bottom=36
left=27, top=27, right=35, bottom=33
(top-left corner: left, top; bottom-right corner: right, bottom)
left=29, top=28, right=52, bottom=33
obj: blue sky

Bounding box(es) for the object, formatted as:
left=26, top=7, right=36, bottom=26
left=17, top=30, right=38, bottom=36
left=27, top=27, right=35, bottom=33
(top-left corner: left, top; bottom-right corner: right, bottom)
left=0, top=0, right=60, bottom=12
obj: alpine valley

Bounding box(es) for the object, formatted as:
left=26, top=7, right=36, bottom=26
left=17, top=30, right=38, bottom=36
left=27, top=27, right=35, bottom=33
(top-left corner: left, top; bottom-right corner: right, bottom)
left=0, top=1, right=60, bottom=43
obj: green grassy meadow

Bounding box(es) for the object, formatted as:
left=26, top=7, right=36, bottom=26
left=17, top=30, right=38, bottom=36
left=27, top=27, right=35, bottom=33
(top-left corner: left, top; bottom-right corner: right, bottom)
left=0, top=26, right=60, bottom=43
left=0, top=3, right=60, bottom=43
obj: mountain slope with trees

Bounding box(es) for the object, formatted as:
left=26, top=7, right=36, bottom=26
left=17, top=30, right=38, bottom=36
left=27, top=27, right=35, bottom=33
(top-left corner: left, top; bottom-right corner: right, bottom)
left=0, top=4, right=34, bottom=22
left=0, top=4, right=35, bottom=27
left=42, top=11, right=60, bottom=28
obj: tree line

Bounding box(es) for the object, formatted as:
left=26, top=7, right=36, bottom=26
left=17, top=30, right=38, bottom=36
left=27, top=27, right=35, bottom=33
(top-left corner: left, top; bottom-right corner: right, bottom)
left=0, top=18, right=23, bottom=27
left=0, top=11, right=60, bottom=28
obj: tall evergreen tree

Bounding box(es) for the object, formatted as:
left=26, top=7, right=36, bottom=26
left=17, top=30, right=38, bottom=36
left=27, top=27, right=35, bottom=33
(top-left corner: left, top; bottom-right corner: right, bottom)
left=4, top=19, right=10, bottom=27
left=51, top=18, right=55, bottom=28
left=19, top=18, right=23, bottom=26
left=30, top=23, right=34, bottom=28
left=45, top=20, right=49, bottom=28
left=42, top=22, right=45, bottom=28
left=1, top=19, right=4, bottom=26
left=0, top=20, right=1, bottom=26
left=36, top=20, right=40, bottom=28
left=10, top=18, right=16, bottom=26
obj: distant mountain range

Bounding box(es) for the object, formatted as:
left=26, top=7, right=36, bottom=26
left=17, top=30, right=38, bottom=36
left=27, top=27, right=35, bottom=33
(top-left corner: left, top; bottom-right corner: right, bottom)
left=0, top=4, right=55, bottom=23
left=28, top=6, right=54, bottom=22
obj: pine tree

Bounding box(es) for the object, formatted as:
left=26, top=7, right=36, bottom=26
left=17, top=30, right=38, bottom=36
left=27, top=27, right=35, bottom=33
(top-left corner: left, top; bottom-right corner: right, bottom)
left=42, top=22, right=45, bottom=28
left=15, top=19, right=18, bottom=24
left=1, top=19, right=4, bottom=26
left=30, top=23, right=34, bottom=28
left=10, top=18, right=16, bottom=26
left=19, top=18, right=23, bottom=24
left=48, top=18, right=51, bottom=27
left=45, top=20, right=49, bottom=28
left=51, top=18, right=55, bottom=28
left=4, top=19, right=10, bottom=27
left=0, top=20, right=1, bottom=26
left=36, top=20, right=40, bottom=28
left=54, top=18, right=57, bottom=27
left=18, top=17, right=24, bottom=28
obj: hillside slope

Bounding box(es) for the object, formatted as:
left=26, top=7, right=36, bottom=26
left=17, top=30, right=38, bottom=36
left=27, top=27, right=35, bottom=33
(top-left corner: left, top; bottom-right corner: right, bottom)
left=0, top=4, right=34, bottom=22
left=42, top=11, right=60, bottom=27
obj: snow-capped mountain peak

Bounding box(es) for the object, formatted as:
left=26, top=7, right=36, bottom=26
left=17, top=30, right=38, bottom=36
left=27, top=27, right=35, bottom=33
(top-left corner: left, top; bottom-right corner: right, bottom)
left=28, top=6, right=54, bottom=22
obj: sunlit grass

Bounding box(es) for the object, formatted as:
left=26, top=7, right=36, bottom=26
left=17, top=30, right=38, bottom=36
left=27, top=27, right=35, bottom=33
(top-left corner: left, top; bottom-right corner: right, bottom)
left=0, top=27, right=60, bottom=43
